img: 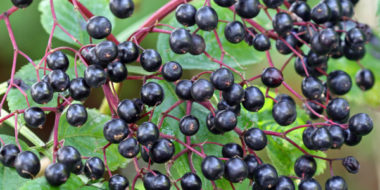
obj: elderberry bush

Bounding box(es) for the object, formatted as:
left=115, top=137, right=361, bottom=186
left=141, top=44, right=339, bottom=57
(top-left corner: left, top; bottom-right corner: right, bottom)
left=0, top=0, right=379, bottom=189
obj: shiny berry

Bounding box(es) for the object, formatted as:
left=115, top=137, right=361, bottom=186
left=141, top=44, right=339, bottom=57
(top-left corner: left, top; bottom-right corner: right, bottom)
left=261, top=67, right=283, bottom=88
left=107, top=61, right=127, bottom=82
left=214, top=110, right=237, bottom=132
left=150, top=138, right=175, bottom=163
left=11, top=0, right=33, bottom=8
left=66, top=104, right=87, bottom=127
left=222, top=83, right=244, bottom=105
left=31, top=81, right=53, bottom=104
left=304, top=100, right=324, bottom=120
left=328, top=125, right=345, bottom=149
left=117, top=41, right=139, bottom=64
left=311, top=3, right=331, bottom=24
left=312, top=127, right=332, bottom=150
left=272, top=100, right=297, bottom=126
left=253, top=164, right=278, bottom=189
left=303, top=127, right=319, bottom=150
left=224, top=157, right=248, bottom=183
left=179, top=115, right=200, bottom=136
left=325, top=176, right=348, bottom=190
left=118, top=138, right=140, bottom=158
left=289, top=1, right=311, bottom=21
left=0, top=144, right=20, bottom=167
left=273, top=12, right=293, bottom=37
left=222, top=143, right=243, bottom=158
left=45, top=163, right=70, bottom=186
left=201, top=155, right=225, bottom=180
left=117, top=99, right=141, bottom=123
left=242, top=86, right=265, bottom=112
left=214, top=0, right=236, bottom=7
left=57, top=146, right=82, bottom=172
left=175, top=4, right=197, bottom=26
left=109, top=174, right=129, bottom=190
left=348, top=113, right=373, bottom=136
left=244, top=128, right=267, bottom=150
left=175, top=80, right=193, bottom=100
left=69, top=78, right=90, bottom=101
left=181, top=172, right=202, bottom=190
left=342, top=156, right=360, bottom=174
left=326, top=98, right=350, bottom=122
left=86, top=16, right=112, bottom=39
left=253, top=34, right=271, bottom=51
left=170, top=28, right=193, bottom=54
left=217, top=100, right=241, bottom=115
left=84, top=157, right=105, bottom=180
left=345, top=28, right=366, bottom=46
left=302, top=76, right=324, bottom=100
left=206, top=112, right=223, bottom=134
left=140, top=82, right=164, bottom=106
left=104, top=119, right=129, bottom=143
left=162, top=61, right=182, bottom=82
left=95, top=40, right=118, bottom=62
left=355, top=69, right=374, bottom=91
left=14, top=151, right=40, bottom=179
left=299, top=178, right=322, bottom=190
left=235, top=0, right=261, bottom=19
left=191, top=79, right=214, bottom=102
left=189, top=34, right=206, bottom=55
left=327, top=70, right=352, bottom=95
left=140, top=49, right=162, bottom=72
left=137, top=122, right=159, bottom=146
left=244, top=154, right=261, bottom=179
left=276, top=176, right=295, bottom=190
left=210, top=68, right=234, bottom=91
left=109, top=0, right=134, bottom=19
left=48, top=69, right=70, bottom=92
left=24, top=107, right=46, bottom=128
left=224, top=21, right=246, bottom=43
left=276, top=34, right=297, bottom=55
left=143, top=172, right=171, bottom=190
left=46, top=51, right=69, bottom=71
left=195, top=6, right=218, bottom=31
left=84, top=65, right=107, bottom=88
left=344, top=128, right=362, bottom=146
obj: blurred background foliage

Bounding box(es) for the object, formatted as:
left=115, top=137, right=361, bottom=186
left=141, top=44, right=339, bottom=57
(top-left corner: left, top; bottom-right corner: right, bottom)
left=0, top=0, right=380, bottom=189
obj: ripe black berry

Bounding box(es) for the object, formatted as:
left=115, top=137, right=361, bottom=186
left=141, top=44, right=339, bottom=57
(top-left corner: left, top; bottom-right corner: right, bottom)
left=311, top=3, right=331, bottom=24
left=294, top=155, right=316, bottom=178
left=81, top=47, right=108, bottom=68
left=273, top=12, right=293, bottom=37
left=224, top=21, right=246, bottom=44
left=66, top=104, right=87, bottom=127
left=244, top=154, right=261, bottom=179
left=31, top=81, right=53, bottom=104
left=201, top=155, right=225, bottom=180
left=175, top=4, right=197, bottom=26
left=140, top=145, right=151, bottom=163
left=107, top=61, right=127, bottom=83
left=45, top=163, right=70, bottom=186
left=328, top=125, right=345, bottom=149
left=289, top=1, right=311, bottom=21
left=342, top=156, right=360, bottom=174
left=118, top=138, right=140, bottom=158
left=24, top=107, right=46, bottom=128
left=189, top=34, right=206, bottom=55
left=191, top=79, right=214, bottom=102
left=46, top=51, right=69, bottom=71
left=95, top=40, right=118, bottom=62
left=325, top=176, right=348, bottom=190
left=345, top=28, right=366, bottom=46
left=84, top=157, right=105, bottom=180
left=143, top=171, right=171, bottom=190
left=11, top=0, right=33, bottom=8
left=84, top=65, right=107, bottom=88
left=137, top=122, right=159, bottom=146
left=117, top=99, right=141, bottom=123
left=14, top=151, right=40, bottom=179
left=109, top=174, right=129, bottom=190
left=150, top=138, right=175, bottom=163
left=276, top=34, right=297, bottom=55
left=104, top=119, right=129, bottom=143
left=86, top=16, right=112, bottom=39
left=325, top=0, right=343, bottom=22
left=275, top=94, right=295, bottom=105
left=234, top=0, right=261, bottom=19
left=222, top=143, right=243, bottom=158
left=272, top=100, right=297, bottom=126
left=222, top=83, right=244, bottom=105
left=218, top=100, right=241, bottom=115
left=195, top=6, right=218, bottom=31
left=305, top=100, right=324, bottom=120
left=344, top=128, right=362, bottom=146
left=224, top=157, right=248, bottom=183
left=214, top=0, right=236, bottom=7
left=302, top=76, right=324, bottom=100
left=170, top=28, right=193, bottom=54
left=327, top=70, right=352, bottom=95
left=355, top=69, right=374, bottom=91
left=263, top=0, right=283, bottom=8
left=261, top=67, right=283, bottom=88
left=48, top=70, right=70, bottom=92
left=299, top=178, right=322, bottom=190
left=57, top=146, right=82, bottom=172
left=175, top=80, right=193, bottom=100
left=303, top=127, right=318, bottom=150
left=179, top=115, right=200, bottom=136
left=276, top=176, right=295, bottom=190
left=140, top=49, right=162, bottom=72
left=242, top=86, right=265, bottom=112
left=0, top=144, right=20, bottom=167
left=214, top=110, right=237, bottom=132
left=109, top=0, right=134, bottom=19
left=348, top=113, right=373, bottom=136
left=312, top=126, right=332, bottom=150
left=253, top=164, right=278, bottom=189
left=181, top=172, right=202, bottom=190
left=117, top=41, right=139, bottom=64
left=326, top=98, right=350, bottom=122
left=307, top=51, right=329, bottom=68
left=140, top=82, right=164, bottom=106
left=253, top=34, right=271, bottom=51
left=206, top=112, right=223, bottom=134
left=69, top=77, right=91, bottom=101
left=210, top=68, right=234, bottom=91
left=244, top=128, right=267, bottom=150
left=162, top=61, right=182, bottom=82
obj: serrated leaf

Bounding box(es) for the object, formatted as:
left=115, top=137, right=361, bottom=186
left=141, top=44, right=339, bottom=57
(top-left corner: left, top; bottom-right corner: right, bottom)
left=18, top=174, right=107, bottom=190
left=150, top=80, right=326, bottom=189
left=328, top=49, right=380, bottom=106
left=6, top=56, right=86, bottom=126
left=156, top=0, right=268, bottom=70
left=39, top=0, right=115, bottom=46
left=58, top=108, right=130, bottom=171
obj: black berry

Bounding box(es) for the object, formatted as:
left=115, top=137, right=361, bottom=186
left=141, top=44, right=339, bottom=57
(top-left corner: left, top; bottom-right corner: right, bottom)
left=273, top=12, right=293, bottom=37
left=176, top=4, right=197, bottom=26
left=46, top=51, right=69, bottom=71
left=45, top=163, right=70, bottom=186
left=325, top=176, right=348, bottom=190
left=179, top=115, right=200, bottom=136
left=234, top=0, right=261, bottom=19
left=272, top=100, right=297, bottom=126
left=0, top=144, right=20, bottom=167
left=107, top=61, right=127, bottom=83
left=326, top=98, right=350, bottom=122
left=210, top=68, right=234, bottom=91
left=11, top=0, right=33, bottom=8
left=95, top=40, right=118, bottom=62
left=140, top=82, right=164, bottom=106
left=48, top=69, right=70, bottom=92
left=201, top=155, right=225, bottom=180
left=109, top=174, right=129, bottom=190
left=348, top=113, right=373, bottom=136
left=191, top=79, right=214, bottom=102
left=195, top=6, right=218, bottom=31
left=86, top=16, right=112, bottom=39
left=140, top=49, right=162, bottom=72
left=117, top=41, right=139, bottom=64
left=14, top=151, right=40, bottom=179
left=57, top=146, right=82, bottom=173
left=162, top=61, right=182, bottom=82
left=84, top=65, right=107, bottom=88
left=66, top=104, right=87, bottom=127
left=169, top=28, right=193, bottom=54
left=31, top=81, right=53, bottom=104
left=244, top=127, right=267, bottom=150
left=224, top=21, right=246, bottom=44
left=261, top=67, right=283, bottom=88
left=104, top=119, right=129, bottom=143
left=222, top=143, right=243, bottom=158
left=150, top=138, right=175, bottom=163
left=342, top=156, right=360, bottom=174
left=109, top=0, right=134, bottom=19
left=253, top=164, right=278, bottom=189
left=84, top=157, right=105, bottom=180
left=181, top=172, right=202, bottom=190
left=327, top=70, right=352, bottom=95
left=175, top=80, right=193, bottom=100
left=137, top=122, right=159, bottom=146
left=24, top=107, right=46, bottom=128
left=224, top=157, right=248, bottom=183
left=117, top=99, right=141, bottom=123
left=355, top=69, right=374, bottom=91
left=118, top=138, right=140, bottom=158
left=69, top=77, right=91, bottom=101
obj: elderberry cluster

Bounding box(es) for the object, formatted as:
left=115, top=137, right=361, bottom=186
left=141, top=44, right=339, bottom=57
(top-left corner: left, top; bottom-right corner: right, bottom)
left=0, top=0, right=376, bottom=189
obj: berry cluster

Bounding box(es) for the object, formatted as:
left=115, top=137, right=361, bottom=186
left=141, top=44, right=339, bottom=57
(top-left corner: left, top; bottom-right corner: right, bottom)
left=0, top=0, right=376, bottom=189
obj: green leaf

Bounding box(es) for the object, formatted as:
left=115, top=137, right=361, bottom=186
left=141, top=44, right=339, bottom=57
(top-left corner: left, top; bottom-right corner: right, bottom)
left=19, top=174, right=107, bottom=190
left=149, top=80, right=327, bottom=189
left=156, top=0, right=268, bottom=70
left=328, top=49, right=380, bottom=106
left=58, top=108, right=129, bottom=171
left=6, top=55, right=86, bottom=126
left=0, top=135, right=39, bottom=190
left=39, top=0, right=115, bottom=46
